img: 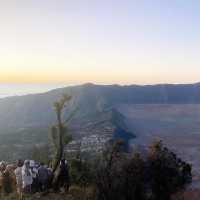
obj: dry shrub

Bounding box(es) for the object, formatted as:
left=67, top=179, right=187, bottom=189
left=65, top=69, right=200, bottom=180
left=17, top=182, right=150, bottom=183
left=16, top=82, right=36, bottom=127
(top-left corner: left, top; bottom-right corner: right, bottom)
left=68, top=185, right=85, bottom=200
left=68, top=185, right=96, bottom=200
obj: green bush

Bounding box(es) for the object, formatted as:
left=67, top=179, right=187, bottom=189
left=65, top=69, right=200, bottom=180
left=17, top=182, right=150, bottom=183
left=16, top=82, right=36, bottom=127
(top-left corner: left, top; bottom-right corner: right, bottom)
left=95, top=140, right=192, bottom=200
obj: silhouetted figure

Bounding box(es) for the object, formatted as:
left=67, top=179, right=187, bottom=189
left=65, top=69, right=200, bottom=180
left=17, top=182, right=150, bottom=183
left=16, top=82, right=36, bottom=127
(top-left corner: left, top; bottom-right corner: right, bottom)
left=30, top=160, right=38, bottom=193
left=38, top=163, right=49, bottom=192
left=57, top=159, right=69, bottom=192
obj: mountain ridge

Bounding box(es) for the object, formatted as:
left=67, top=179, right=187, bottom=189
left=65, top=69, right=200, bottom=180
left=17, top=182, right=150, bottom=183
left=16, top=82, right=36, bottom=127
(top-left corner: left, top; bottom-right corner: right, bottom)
left=1, top=83, right=200, bottom=161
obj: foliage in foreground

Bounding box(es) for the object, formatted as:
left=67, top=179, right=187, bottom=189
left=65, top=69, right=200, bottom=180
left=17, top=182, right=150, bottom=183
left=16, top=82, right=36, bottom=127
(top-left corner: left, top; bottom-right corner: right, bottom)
left=0, top=140, right=192, bottom=200
left=95, top=140, right=192, bottom=200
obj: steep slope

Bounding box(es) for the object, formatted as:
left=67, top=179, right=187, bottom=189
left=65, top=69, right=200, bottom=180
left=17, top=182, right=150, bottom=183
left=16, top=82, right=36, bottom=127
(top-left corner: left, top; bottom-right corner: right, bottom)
left=1, top=82, right=200, bottom=130
left=0, top=84, right=136, bottom=160
left=0, top=83, right=200, bottom=161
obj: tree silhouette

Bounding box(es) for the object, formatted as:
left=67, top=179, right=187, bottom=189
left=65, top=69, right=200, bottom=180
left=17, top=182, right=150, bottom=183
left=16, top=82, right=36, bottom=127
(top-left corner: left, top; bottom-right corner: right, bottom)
left=50, top=94, right=74, bottom=187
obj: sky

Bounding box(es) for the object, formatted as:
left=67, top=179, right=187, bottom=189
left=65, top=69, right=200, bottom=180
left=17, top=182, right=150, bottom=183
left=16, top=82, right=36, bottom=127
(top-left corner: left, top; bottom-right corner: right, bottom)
left=1, top=0, right=200, bottom=85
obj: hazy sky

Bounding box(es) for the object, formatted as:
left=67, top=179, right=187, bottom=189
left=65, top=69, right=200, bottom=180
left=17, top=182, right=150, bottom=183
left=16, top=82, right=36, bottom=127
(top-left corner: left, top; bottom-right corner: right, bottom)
left=1, top=0, right=200, bottom=85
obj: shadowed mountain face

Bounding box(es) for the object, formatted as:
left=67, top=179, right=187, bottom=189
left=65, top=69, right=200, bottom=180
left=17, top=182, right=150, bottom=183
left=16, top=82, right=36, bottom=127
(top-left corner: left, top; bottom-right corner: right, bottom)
left=117, top=104, right=200, bottom=176
left=0, top=83, right=200, bottom=170
left=1, top=83, right=200, bottom=129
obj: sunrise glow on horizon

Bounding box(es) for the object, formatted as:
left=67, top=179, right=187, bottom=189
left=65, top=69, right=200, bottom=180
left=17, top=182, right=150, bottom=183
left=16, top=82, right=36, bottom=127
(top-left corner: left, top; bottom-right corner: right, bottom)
left=1, top=0, right=200, bottom=85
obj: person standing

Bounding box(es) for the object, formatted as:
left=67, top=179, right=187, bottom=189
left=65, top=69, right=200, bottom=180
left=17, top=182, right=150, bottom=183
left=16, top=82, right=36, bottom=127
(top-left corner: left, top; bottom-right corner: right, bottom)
left=14, top=160, right=23, bottom=199
left=22, top=160, right=33, bottom=193
left=29, top=160, right=38, bottom=193
left=0, top=162, right=6, bottom=195
left=38, top=163, right=49, bottom=192
left=58, top=159, right=70, bottom=192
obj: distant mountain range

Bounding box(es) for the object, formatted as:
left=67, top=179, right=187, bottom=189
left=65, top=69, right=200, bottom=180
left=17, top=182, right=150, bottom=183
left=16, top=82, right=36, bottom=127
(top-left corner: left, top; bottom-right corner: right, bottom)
left=1, top=83, right=200, bottom=167
left=1, top=82, right=200, bottom=128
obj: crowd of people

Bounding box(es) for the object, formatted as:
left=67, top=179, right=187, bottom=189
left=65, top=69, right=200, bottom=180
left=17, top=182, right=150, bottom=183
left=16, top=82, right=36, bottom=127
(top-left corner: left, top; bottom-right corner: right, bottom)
left=0, top=159, right=69, bottom=198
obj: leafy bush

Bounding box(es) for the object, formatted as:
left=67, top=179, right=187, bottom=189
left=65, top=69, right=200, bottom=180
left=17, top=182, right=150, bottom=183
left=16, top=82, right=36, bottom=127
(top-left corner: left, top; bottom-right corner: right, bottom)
left=147, top=141, right=192, bottom=200
left=95, top=140, right=192, bottom=200
left=0, top=140, right=192, bottom=200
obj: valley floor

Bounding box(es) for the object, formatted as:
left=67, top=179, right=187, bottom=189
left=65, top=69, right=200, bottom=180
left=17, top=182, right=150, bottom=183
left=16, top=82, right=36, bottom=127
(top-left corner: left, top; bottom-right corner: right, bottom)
left=117, top=104, right=200, bottom=178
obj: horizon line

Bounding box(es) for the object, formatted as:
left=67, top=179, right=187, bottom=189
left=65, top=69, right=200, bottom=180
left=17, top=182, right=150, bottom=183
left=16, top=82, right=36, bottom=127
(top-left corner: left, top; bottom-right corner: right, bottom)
left=1, top=81, right=200, bottom=100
